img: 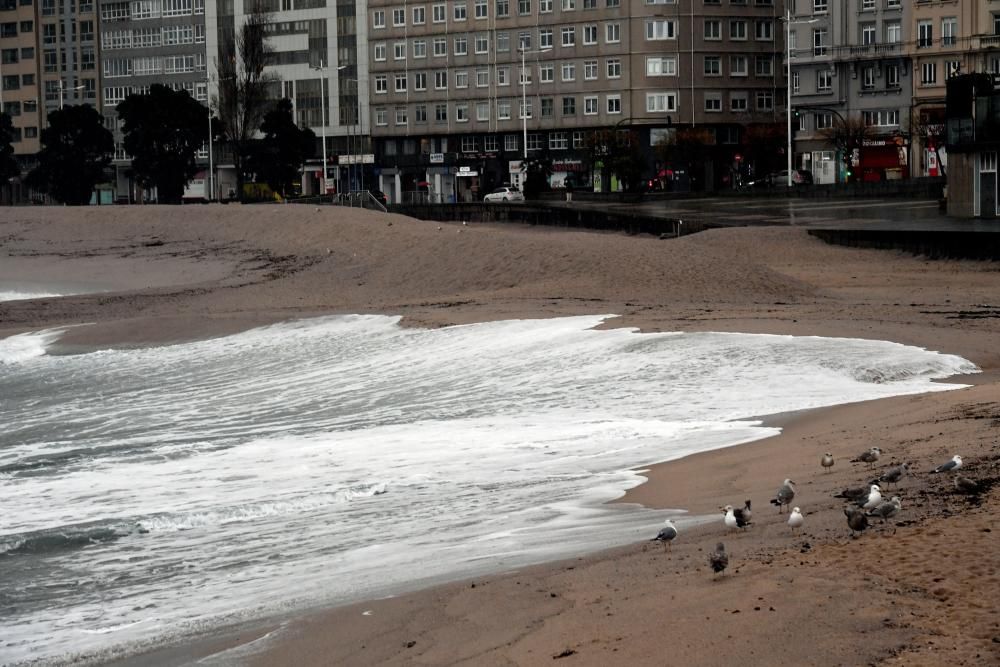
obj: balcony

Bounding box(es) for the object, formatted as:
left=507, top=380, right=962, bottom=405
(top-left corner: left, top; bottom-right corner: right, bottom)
left=981, top=35, right=1000, bottom=48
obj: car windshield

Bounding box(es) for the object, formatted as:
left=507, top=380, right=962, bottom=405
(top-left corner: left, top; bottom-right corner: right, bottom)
left=491, top=188, right=507, bottom=194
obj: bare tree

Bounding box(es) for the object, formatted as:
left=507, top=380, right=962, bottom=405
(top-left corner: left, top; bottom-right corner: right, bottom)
left=819, top=116, right=872, bottom=183
left=217, top=0, right=276, bottom=201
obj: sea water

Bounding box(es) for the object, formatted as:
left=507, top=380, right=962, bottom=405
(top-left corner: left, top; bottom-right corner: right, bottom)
left=0, top=314, right=978, bottom=665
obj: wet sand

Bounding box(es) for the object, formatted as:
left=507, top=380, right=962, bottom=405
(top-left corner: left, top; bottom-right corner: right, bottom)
left=2, top=205, right=999, bottom=666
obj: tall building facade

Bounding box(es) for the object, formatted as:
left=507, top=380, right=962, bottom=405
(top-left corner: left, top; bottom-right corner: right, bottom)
left=205, top=0, right=371, bottom=196
left=97, top=0, right=210, bottom=200
left=367, top=0, right=785, bottom=203
left=1, top=0, right=44, bottom=157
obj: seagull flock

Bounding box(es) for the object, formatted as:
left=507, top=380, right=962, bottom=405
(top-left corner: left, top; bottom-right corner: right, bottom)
left=650, top=445, right=978, bottom=575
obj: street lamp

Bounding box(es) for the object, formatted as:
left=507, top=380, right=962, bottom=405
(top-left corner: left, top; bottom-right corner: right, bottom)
left=783, top=11, right=819, bottom=187
left=58, top=80, right=85, bottom=110
left=313, top=61, right=340, bottom=197
left=519, top=46, right=552, bottom=160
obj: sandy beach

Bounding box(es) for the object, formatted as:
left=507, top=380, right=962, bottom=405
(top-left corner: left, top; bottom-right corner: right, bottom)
left=2, top=205, right=998, bottom=666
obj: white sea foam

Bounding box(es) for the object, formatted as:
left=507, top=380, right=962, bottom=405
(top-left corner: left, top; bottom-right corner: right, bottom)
left=0, top=290, right=63, bottom=302
left=0, top=328, right=65, bottom=364
left=0, top=314, right=978, bottom=664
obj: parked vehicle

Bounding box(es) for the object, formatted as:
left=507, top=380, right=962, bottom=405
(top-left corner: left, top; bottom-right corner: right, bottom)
left=483, top=186, right=525, bottom=203
left=767, top=169, right=814, bottom=187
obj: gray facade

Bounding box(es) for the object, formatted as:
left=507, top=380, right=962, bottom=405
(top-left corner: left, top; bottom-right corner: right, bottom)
left=789, top=0, right=911, bottom=183
left=98, top=0, right=209, bottom=201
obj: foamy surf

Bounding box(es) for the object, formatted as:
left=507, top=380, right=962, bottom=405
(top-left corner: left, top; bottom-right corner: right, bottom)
left=0, top=314, right=978, bottom=664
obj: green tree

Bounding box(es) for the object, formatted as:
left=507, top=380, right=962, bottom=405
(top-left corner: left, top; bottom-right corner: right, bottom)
left=0, top=113, right=19, bottom=184
left=522, top=154, right=552, bottom=199
left=26, top=105, right=112, bottom=205
left=217, top=0, right=276, bottom=201
left=584, top=128, right=648, bottom=193
left=118, top=84, right=212, bottom=204
left=247, top=98, right=316, bottom=198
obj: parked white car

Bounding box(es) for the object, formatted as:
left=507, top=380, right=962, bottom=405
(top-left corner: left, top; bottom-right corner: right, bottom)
left=483, top=187, right=525, bottom=203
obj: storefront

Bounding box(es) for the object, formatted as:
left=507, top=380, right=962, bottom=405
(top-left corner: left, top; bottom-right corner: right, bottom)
left=859, top=137, right=908, bottom=182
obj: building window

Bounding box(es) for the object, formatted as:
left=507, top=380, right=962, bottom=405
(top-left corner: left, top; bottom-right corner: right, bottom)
left=433, top=4, right=446, bottom=22
left=373, top=10, right=385, bottom=28
left=395, top=74, right=407, bottom=92
left=454, top=3, right=467, bottom=20
left=476, top=101, right=490, bottom=121
left=755, top=90, right=773, bottom=111
left=434, top=38, right=447, bottom=56
left=704, top=93, right=722, bottom=113
left=484, top=135, right=498, bottom=152
left=792, top=71, right=799, bottom=93
left=540, top=64, right=554, bottom=82
left=862, top=66, right=875, bottom=90
left=561, top=63, right=575, bottom=81
left=730, top=20, right=746, bottom=41
left=755, top=56, right=773, bottom=77
left=755, top=20, right=772, bottom=41
left=813, top=29, right=827, bottom=56
left=647, top=56, right=676, bottom=77
left=505, top=134, right=518, bottom=151
left=941, top=18, right=956, bottom=46
left=918, top=21, right=932, bottom=48
left=813, top=0, right=827, bottom=13
left=561, top=27, right=575, bottom=47
left=456, top=104, right=469, bottom=122
left=540, top=28, right=553, bottom=48
left=413, top=6, right=426, bottom=24
left=395, top=108, right=408, bottom=125
left=886, top=22, right=900, bottom=44
left=646, top=91, right=676, bottom=112
left=704, top=19, right=721, bottom=41
left=415, top=105, right=427, bottom=123
left=549, top=132, right=568, bottom=150
left=704, top=56, right=721, bottom=76
left=730, top=55, right=747, bottom=77
left=584, top=24, right=598, bottom=45
left=496, top=0, right=510, bottom=17
left=815, top=112, right=832, bottom=129
left=562, top=97, right=575, bottom=115
left=394, top=42, right=406, bottom=60
left=456, top=71, right=469, bottom=88
left=498, top=99, right=512, bottom=119
left=393, top=8, right=405, bottom=26
left=462, top=136, right=477, bottom=152
left=606, top=58, right=621, bottom=78
left=921, top=62, right=936, bottom=85
left=606, top=94, right=621, bottom=114
left=645, top=19, right=676, bottom=40
left=584, top=60, right=598, bottom=80
left=475, top=0, right=488, bottom=19
left=527, top=133, right=543, bottom=151
left=731, top=92, right=748, bottom=112
left=606, top=22, right=620, bottom=43
left=435, top=104, right=448, bottom=121
left=817, top=69, right=832, bottom=91
left=861, top=24, right=876, bottom=46
left=886, top=64, right=900, bottom=88
left=584, top=95, right=598, bottom=115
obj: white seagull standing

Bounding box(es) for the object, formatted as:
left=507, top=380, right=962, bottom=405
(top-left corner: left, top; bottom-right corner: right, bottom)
left=859, top=484, right=883, bottom=511
left=788, top=507, right=805, bottom=532
left=652, top=519, right=679, bottom=552
left=930, top=455, right=963, bottom=474
left=821, top=452, right=835, bottom=472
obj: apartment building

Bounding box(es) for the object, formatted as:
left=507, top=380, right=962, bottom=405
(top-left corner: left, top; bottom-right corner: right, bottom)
left=39, top=0, right=99, bottom=115
left=908, top=0, right=996, bottom=178
left=789, top=0, right=912, bottom=184
left=206, top=0, right=371, bottom=197
left=1, top=0, right=43, bottom=157
left=367, top=0, right=784, bottom=203
left=98, top=0, right=210, bottom=200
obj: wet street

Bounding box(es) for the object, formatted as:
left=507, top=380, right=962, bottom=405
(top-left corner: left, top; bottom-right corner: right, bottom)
left=546, top=195, right=998, bottom=231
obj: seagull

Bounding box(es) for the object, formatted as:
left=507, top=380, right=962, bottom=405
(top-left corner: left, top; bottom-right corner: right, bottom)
left=722, top=504, right=751, bottom=531
left=857, top=484, right=883, bottom=511
left=652, top=519, right=678, bottom=552
left=738, top=499, right=752, bottom=526
left=788, top=507, right=805, bottom=532
left=834, top=485, right=870, bottom=502
left=866, top=496, right=902, bottom=523
left=875, top=462, right=909, bottom=489
left=930, top=455, right=962, bottom=474
left=770, top=479, right=796, bottom=513
left=851, top=447, right=882, bottom=469
left=821, top=452, right=835, bottom=472
left=708, top=542, right=729, bottom=577
left=845, top=507, right=869, bottom=537
left=953, top=475, right=982, bottom=494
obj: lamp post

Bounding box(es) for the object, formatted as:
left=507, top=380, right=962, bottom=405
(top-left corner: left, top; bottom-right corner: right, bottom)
left=313, top=61, right=330, bottom=196
left=784, top=11, right=820, bottom=187
left=519, top=46, right=552, bottom=160
left=58, top=80, right=85, bottom=110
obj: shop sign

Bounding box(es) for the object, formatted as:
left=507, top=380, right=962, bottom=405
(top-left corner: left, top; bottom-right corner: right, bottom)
left=430, top=153, right=444, bottom=164
left=551, top=160, right=586, bottom=172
